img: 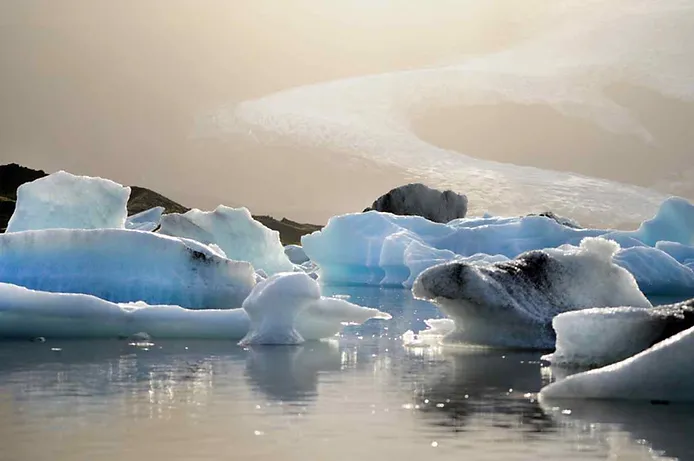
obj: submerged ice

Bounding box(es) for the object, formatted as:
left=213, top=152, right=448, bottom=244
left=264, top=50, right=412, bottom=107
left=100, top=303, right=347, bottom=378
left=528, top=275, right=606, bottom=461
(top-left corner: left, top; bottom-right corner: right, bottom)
left=412, top=238, right=651, bottom=349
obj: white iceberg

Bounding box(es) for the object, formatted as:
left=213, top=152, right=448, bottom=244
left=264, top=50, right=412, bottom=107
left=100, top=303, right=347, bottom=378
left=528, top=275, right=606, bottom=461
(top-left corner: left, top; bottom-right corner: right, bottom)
left=540, top=323, right=694, bottom=403
left=7, top=170, right=131, bottom=232
left=543, top=300, right=694, bottom=368
left=159, top=206, right=295, bottom=275
left=412, top=238, right=652, bottom=349
left=0, top=228, right=256, bottom=309
left=0, top=281, right=390, bottom=342
left=239, top=272, right=391, bottom=346
left=125, top=206, right=164, bottom=232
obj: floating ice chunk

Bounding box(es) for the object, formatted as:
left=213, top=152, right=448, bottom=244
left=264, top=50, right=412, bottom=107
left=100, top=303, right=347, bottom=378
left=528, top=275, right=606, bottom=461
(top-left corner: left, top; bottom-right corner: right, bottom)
left=614, top=246, right=694, bottom=296
left=656, top=241, right=694, bottom=267
left=302, top=210, right=605, bottom=287
left=239, top=272, right=391, bottom=346
left=0, top=229, right=256, bottom=308
left=6, top=171, right=130, bottom=232
left=0, top=281, right=388, bottom=341
left=365, top=183, right=468, bottom=223
left=540, top=323, right=694, bottom=402
left=0, top=283, right=131, bottom=338
left=298, top=296, right=391, bottom=340
left=402, top=318, right=456, bottom=347
left=621, top=197, right=694, bottom=247
left=413, top=238, right=652, bottom=349
left=125, top=207, right=164, bottom=232
left=544, top=300, right=694, bottom=368
left=302, top=198, right=694, bottom=293
left=284, top=244, right=309, bottom=264
left=159, top=206, right=294, bottom=275
left=123, top=303, right=251, bottom=339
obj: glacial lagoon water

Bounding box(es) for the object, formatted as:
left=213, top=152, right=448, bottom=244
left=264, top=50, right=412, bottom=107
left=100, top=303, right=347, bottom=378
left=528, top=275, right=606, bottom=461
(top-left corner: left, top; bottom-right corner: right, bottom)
left=2, top=286, right=693, bottom=461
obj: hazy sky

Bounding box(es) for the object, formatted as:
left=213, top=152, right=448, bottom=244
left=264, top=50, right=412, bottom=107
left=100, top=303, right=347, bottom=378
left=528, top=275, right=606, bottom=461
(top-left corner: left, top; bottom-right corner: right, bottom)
left=1, top=1, right=692, bottom=223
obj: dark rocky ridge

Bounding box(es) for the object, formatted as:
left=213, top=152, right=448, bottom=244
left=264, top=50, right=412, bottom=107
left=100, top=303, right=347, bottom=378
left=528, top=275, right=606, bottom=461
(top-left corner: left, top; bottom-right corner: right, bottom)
left=0, top=164, right=321, bottom=243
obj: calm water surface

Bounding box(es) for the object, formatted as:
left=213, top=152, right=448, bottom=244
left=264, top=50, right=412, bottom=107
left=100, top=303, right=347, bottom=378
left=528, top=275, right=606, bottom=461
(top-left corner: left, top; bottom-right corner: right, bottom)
left=1, top=287, right=693, bottom=461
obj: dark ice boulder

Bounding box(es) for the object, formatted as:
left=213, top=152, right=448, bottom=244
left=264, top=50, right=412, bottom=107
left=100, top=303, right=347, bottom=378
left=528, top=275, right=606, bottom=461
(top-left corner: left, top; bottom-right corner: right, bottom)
left=364, top=183, right=468, bottom=223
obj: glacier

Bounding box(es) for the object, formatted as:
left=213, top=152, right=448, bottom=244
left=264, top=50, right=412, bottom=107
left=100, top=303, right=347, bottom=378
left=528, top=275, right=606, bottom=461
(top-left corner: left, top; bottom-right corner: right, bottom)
left=7, top=171, right=131, bottom=232
left=412, top=238, right=652, bottom=349
left=239, top=272, right=391, bottom=346
left=159, top=206, right=295, bottom=275
left=0, top=280, right=390, bottom=341
left=0, top=228, right=256, bottom=309
left=301, top=197, right=694, bottom=296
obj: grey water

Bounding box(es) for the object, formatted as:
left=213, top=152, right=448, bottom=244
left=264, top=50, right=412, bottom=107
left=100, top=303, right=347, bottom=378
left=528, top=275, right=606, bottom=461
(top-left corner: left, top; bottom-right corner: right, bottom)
left=2, top=287, right=694, bottom=461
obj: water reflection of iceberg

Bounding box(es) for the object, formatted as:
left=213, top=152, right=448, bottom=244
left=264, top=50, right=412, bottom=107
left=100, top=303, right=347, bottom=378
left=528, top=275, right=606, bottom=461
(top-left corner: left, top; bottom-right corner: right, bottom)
left=405, top=348, right=555, bottom=433
left=243, top=341, right=341, bottom=403
left=540, top=398, right=694, bottom=460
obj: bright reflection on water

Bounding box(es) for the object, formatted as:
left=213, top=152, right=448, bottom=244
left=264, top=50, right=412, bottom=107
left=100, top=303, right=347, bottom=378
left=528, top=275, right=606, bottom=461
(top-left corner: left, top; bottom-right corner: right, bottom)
left=1, top=286, right=693, bottom=461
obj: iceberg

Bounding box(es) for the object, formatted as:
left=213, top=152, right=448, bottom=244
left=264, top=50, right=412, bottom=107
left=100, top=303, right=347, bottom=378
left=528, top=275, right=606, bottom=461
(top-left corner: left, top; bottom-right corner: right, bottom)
left=159, top=206, right=295, bottom=275
left=540, top=323, right=694, bottom=402
left=0, top=281, right=390, bottom=342
left=614, top=246, right=694, bottom=296
left=412, top=238, right=652, bottom=349
left=239, top=272, right=391, bottom=346
left=6, top=171, right=131, bottom=232
left=125, top=206, right=164, bottom=232
left=543, top=300, right=694, bottom=368
left=0, top=228, right=256, bottom=309
left=301, top=198, right=694, bottom=296
left=364, top=183, right=468, bottom=223
left=284, top=244, right=309, bottom=264
left=620, top=197, right=694, bottom=247
left=302, top=210, right=604, bottom=287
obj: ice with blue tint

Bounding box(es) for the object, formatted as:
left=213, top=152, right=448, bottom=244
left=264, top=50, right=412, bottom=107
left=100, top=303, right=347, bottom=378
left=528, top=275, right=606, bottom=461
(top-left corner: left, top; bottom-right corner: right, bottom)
left=614, top=246, right=694, bottom=296
left=302, top=197, right=694, bottom=296
left=125, top=207, right=164, bottom=232
left=619, top=197, right=694, bottom=247
left=0, top=229, right=256, bottom=309
left=0, top=279, right=390, bottom=342
left=657, top=241, right=694, bottom=267
left=159, top=206, right=295, bottom=275
left=7, top=171, right=131, bottom=232
left=284, top=244, right=309, bottom=264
